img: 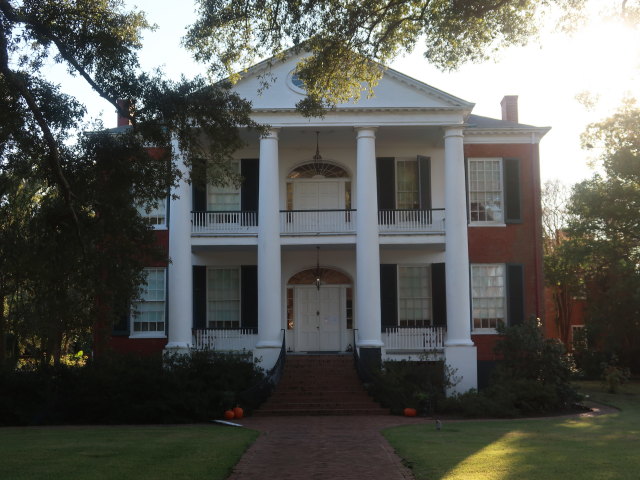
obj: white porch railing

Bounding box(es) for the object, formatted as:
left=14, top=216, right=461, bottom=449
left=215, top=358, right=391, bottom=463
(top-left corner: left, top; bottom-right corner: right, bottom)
left=280, top=209, right=356, bottom=234
left=378, top=209, right=445, bottom=233
left=192, top=328, right=258, bottom=351
left=383, top=326, right=446, bottom=351
left=191, top=211, right=258, bottom=234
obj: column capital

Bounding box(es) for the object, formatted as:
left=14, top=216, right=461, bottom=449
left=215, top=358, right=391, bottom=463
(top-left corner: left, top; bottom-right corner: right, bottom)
left=443, top=125, right=465, bottom=139
left=354, top=126, right=378, bottom=139
left=260, top=128, right=280, bottom=140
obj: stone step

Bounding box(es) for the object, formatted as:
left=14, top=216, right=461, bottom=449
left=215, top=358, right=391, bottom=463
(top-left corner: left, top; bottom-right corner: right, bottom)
left=254, top=407, right=388, bottom=416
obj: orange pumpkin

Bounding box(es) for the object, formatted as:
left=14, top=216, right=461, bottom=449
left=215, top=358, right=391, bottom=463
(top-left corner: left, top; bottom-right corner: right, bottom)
left=403, top=407, right=417, bottom=417
left=224, top=409, right=235, bottom=420
left=233, top=407, right=244, bottom=419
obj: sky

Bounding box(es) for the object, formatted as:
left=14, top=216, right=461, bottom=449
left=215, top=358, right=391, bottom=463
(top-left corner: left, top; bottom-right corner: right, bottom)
left=53, top=0, right=640, bottom=187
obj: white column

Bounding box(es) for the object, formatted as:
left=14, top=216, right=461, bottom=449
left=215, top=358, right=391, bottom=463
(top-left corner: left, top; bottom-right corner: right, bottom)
left=443, top=126, right=477, bottom=393
left=256, top=129, right=282, bottom=367
left=166, top=140, right=193, bottom=350
left=355, top=127, right=383, bottom=348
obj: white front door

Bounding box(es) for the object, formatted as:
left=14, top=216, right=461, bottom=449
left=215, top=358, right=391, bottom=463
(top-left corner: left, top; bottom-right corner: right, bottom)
left=293, top=181, right=342, bottom=210
left=295, top=286, right=342, bottom=352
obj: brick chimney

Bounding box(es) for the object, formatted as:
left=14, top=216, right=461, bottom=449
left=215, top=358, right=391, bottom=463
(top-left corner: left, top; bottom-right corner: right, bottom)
left=500, top=95, right=519, bottom=123
left=116, top=99, right=132, bottom=127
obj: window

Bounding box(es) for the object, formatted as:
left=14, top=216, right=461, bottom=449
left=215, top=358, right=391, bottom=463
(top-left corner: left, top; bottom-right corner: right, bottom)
left=207, top=267, right=240, bottom=329
left=132, top=268, right=166, bottom=335
left=468, top=158, right=503, bottom=223
left=398, top=266, right=432, bottom=327
left=396, top=160, right=419, bottom=209
left=471, top=264, right=506, bottom=330
left=136, top=198, right=166, bottom=228
left=207, top=162, right=240, bottom=211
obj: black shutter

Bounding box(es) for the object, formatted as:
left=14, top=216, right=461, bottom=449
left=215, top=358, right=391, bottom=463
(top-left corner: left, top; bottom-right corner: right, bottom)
left=193, top=265, right=207, bottom=329
left=380, top=264, right=398, bottom=331
left=241, top=158, right=259, bottom=214
left=241, top=265, right=258, bottom=332
left=417, top=155, right=432, bottom=211
left=503, top=158, right=522, bottom=223
left=192, top=158, right=207, bottom=212
left=431, top=263, right=447, bottom=327
left=506, top=264, right=524, bottom=326
left=376, top=157, right=396, bottom=211
left=112, top=301, right=130, bottom=336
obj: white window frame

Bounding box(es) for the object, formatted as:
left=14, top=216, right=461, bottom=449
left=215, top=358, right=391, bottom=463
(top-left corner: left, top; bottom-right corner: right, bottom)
left=471, top=263, right=506, bottom=333
left=136, top=197, right=167, bottom=230
left=130, top=267, right=167, bottom=338
left=206, top=267, right=241, bottom=329
left=468, top=158, right=505, bottom=226
left=397, top=265, right=432, bottom=327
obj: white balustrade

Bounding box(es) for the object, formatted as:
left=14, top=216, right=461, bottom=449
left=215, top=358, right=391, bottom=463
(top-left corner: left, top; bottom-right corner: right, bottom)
left=378, top=209, right=445, bottom=233
left=279, top=210, right=356, bottom=234
left=191, top=211, right=258, bottom=234
left=383, top=327, right=446, bottom=351
left=192, top=329, right=258, bottom=351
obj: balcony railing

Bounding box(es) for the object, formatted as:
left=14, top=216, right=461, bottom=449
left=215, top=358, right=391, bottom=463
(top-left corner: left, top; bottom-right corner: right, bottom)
left=383, top=326, right=446, bottom=351
left=280, top=209, right=356, bottom=234
left=191, top=209, right=445, bottom=235
left=191, top=211, right=257, bottom=234
left=192, top=328, right=258, bottom=351
left=378, top=208, right=445, bottom=233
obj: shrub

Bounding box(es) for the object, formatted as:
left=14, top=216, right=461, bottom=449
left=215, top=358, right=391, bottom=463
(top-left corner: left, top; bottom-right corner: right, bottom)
left=0, top=351, right=264, bottom=426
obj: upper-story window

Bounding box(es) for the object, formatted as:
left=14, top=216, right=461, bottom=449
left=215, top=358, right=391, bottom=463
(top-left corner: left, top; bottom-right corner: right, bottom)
left=207, top=161, right=240, bottom=211
left=468, top=158, right=504, bottom=223
left=396, top=159, right=420, bottom=209
left=137, top=198, right=167, bottom=229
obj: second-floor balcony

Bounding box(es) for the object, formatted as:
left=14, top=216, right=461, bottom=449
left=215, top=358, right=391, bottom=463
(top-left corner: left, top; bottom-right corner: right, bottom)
left=191, top=208, right=445, bottom=236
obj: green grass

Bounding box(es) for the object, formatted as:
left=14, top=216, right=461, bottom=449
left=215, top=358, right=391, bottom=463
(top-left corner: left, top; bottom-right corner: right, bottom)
left=0, top=424, right=259, bottom=480
left=383, top=381, right=640, bottom=480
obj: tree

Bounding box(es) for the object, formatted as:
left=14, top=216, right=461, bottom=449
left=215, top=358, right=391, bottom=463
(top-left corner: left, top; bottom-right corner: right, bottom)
left=541, top=180, right=585, bottom=345
left=565, top=99, right=640, bottom=372
left=186, top=0, right=595, bottom=114
left=0, top=0, right=258, bottom=365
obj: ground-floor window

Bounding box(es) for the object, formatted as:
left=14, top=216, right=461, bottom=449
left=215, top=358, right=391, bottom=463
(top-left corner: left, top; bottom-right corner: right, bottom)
left=398, top=265, right=432, bottom=327
left=207, top=267, right=240, bottom=328
left=471, top=264, right=505, bottom=330
left=132, top=267, right=166, bottom=335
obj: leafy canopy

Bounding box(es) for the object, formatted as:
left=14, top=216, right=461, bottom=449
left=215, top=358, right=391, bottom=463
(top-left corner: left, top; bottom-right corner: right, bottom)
left=186, top=0, right=588, bottom=114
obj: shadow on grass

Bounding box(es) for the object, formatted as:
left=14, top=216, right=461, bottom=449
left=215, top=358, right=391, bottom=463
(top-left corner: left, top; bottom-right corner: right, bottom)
left=384, top=383, right=639, bottom=480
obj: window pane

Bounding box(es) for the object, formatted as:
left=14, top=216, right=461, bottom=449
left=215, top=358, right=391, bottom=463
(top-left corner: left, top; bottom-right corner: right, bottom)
left=396, top=160, right=419, bottom=210
left=471, top=264, right=505, bottom=329
left=207, top=162, right=240, bottom=211
left=398, top=266, right=431, bottom=327
left=132, top=268, right=166, bottom=333
left=468, top=159, right=503, bottom=222
left=207, top=267, right=241, bottom=328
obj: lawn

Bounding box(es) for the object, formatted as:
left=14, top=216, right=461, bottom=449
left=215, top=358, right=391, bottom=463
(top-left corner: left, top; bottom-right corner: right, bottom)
left=383, top=381, right=640, bottom=480
left=0, top=424, right=258, bottom=480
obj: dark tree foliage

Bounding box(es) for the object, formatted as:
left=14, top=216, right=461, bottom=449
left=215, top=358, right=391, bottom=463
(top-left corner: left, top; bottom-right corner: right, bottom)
left=0, top=0, right=258, bottom=365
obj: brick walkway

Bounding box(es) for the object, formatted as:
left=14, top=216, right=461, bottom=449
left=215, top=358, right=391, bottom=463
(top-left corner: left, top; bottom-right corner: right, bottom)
left=226, top=415, right=431, bottom=480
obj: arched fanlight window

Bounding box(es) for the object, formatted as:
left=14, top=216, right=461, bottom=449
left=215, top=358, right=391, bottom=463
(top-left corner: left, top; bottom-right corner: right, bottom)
left=287, top=162, right=349, bottom=179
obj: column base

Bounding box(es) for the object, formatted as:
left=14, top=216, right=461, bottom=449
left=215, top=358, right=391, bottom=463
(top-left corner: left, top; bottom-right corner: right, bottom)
left=253, top=345, right=281, bottom=372
left=358, top=346, right=382, bottom=372
left=444, top=344, right=478, bottom=395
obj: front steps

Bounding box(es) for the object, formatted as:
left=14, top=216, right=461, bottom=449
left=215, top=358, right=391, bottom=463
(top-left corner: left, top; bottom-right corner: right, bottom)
left=255, top=354, right=388, bottom=416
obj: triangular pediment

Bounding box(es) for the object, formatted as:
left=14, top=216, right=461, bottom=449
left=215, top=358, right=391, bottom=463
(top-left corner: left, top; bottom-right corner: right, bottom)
left=231, top=51, right=473, bottom=112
